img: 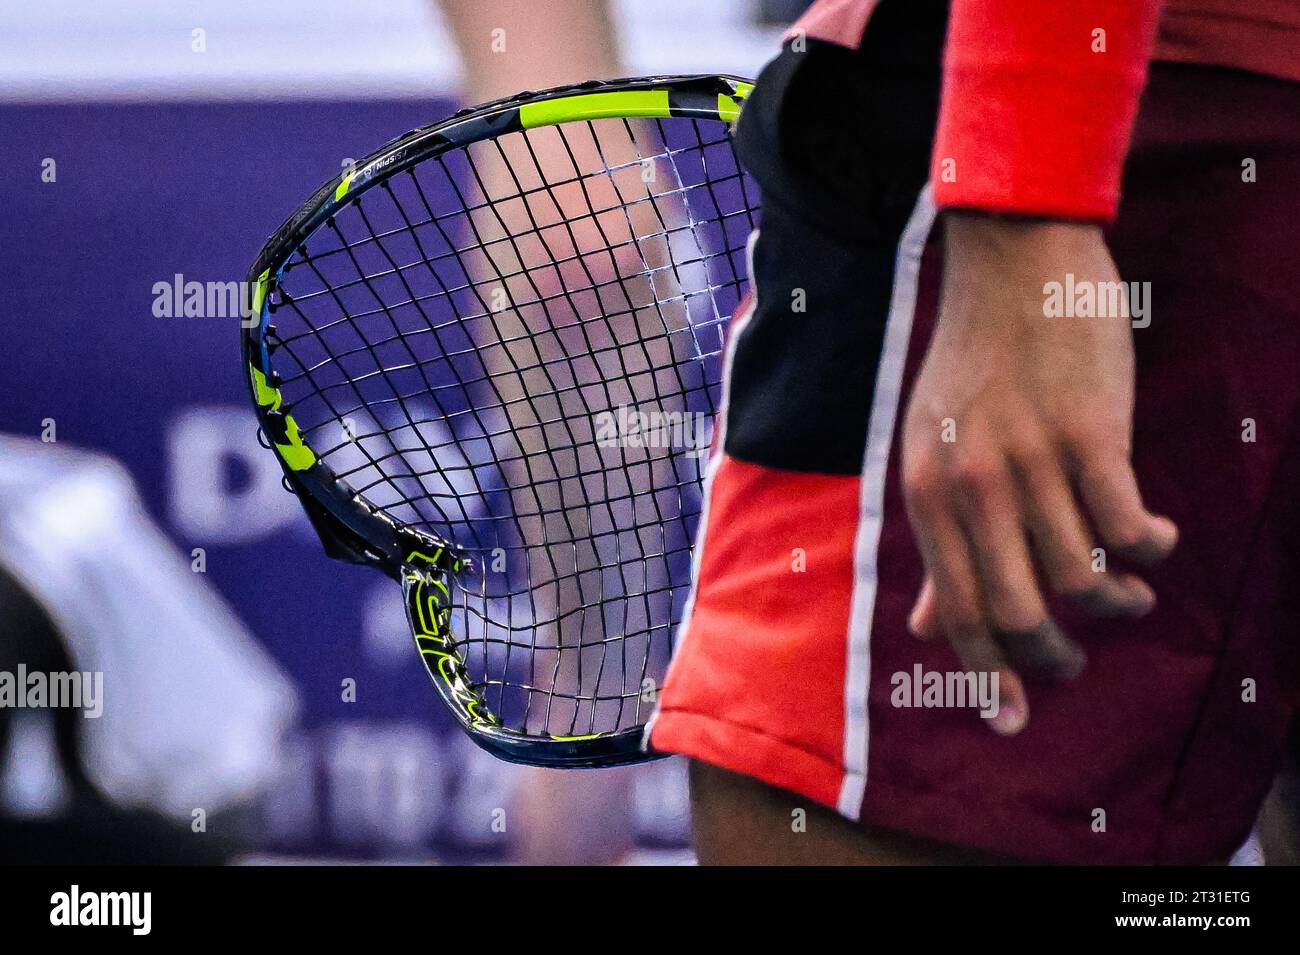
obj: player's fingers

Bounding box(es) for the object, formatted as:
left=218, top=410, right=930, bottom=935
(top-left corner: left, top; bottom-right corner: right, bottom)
left=905, top=483, right=991, bottom=666
left=906, top=571, right=1031, bottom=732
left=907, top=503, right=1029, bottom=734
left=1018, top=458, right=1157, bottom=619
left=982, top=666, right=1029, bottom=737
left=908, top=569, right=1027, bottom=731
left=1076, top=457, right=1178, bottom=565
left=946, top=634, right=1028, bottom=736
left=956, top=462, right=1086, bottom=682
left=1070, top=572, right=1156, bottom=618
left=907, top=576, right=939, bottom=640
left=996, top=621, right=1087, bottom=683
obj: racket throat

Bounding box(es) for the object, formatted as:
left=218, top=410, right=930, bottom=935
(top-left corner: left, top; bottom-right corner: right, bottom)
left=401, top=549, right=496, bottom=732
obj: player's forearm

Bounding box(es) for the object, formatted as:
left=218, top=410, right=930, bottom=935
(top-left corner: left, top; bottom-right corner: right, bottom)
left=435, top=0, right=624, bottom=104
left=931, top=0, right=1164, bottom=222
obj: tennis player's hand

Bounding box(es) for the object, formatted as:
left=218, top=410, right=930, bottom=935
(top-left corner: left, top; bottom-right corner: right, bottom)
left=900, top=212, right=1178, bottom=735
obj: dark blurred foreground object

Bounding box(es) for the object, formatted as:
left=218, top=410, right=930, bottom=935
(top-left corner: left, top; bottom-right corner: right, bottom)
left=1259, top=718, right=1300, bottom=865
left=0, top=437, right=296, bottom=864
left=755, top=0, right=815, bottom=27
left=0, top=564, right=234, bottom=863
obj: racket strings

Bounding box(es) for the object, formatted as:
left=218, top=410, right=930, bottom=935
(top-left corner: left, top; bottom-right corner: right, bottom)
left=279, top=180, right=745, bottom=317
left=269, top=112, right=756, bottom=737
left=279, top=139, right=728, bottom=283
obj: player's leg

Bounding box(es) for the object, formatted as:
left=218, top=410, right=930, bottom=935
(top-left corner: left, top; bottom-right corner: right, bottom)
left=463, top=117, right=719, bottom=737
left=688, top=761, right=1024, bottom=865
left=456, top=99, right=741, bottom=863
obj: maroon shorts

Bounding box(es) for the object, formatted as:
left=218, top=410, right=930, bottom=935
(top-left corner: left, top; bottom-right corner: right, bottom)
left=648, top=12, right=1300, bottom=864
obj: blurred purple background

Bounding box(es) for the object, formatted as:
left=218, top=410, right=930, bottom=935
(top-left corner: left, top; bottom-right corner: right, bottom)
left=0, top=98, right=697, bottom=861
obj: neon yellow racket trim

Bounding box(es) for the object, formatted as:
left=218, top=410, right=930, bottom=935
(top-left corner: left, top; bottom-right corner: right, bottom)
left=250, top=366, right=282, bottom=411
left=334, top=170, right=356, bottom=201
left=519, top=90, right=672, bottom=129
left=277, top=414, right=317, bottom=471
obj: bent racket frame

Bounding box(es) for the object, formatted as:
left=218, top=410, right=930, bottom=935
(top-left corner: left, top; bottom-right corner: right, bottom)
left=242, top=74, right=754, bottom=767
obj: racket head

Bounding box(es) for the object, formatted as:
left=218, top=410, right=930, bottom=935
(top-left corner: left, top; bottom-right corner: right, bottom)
left=243, top=75, right=756, bottom=767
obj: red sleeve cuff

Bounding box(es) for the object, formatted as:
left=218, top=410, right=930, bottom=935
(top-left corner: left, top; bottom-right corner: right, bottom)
left=930, top=0, right=1162, bottom=223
